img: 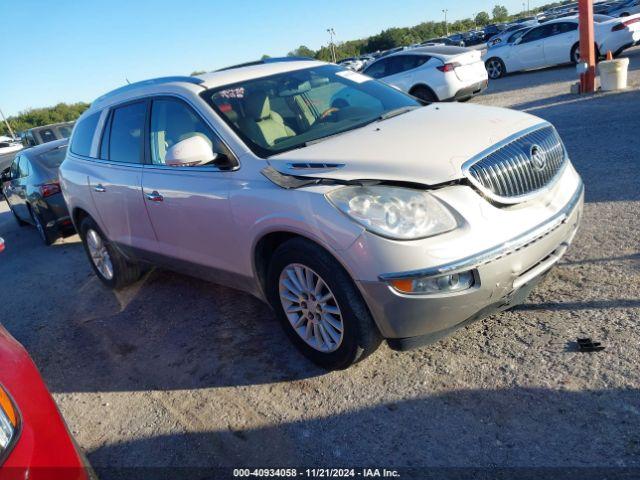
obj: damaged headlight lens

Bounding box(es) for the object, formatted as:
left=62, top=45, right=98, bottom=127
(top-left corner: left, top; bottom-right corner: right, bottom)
left=0, top=385, right=18, bottom=457
left=326, top=186, right=457, bottom=240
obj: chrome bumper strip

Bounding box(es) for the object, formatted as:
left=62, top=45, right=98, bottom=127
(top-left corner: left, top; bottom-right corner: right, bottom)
left=379, top=180, right=584, bottom=281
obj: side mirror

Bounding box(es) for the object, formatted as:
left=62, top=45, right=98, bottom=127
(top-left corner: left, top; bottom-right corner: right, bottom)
left=165, top=135, right=218, bottom=167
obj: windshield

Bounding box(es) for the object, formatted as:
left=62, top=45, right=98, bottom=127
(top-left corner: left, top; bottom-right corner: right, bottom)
left=201, top=64, right=420, bottom=157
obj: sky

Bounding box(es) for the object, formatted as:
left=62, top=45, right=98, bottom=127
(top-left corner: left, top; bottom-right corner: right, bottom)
left=1, top=0, right=532, bottom=116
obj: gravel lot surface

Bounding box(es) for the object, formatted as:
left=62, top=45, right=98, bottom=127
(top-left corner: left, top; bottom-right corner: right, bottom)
left=0, top=47, right=639, bottom=478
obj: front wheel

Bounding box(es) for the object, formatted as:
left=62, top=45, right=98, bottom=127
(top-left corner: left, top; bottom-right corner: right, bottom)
left=267, top=238, right=382, bottom=370
left=486, top=57, right=506, bottom=79
left=79, top=216, right=143, bottom=289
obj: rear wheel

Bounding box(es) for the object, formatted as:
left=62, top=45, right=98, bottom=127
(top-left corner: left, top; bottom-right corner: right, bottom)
left=571, top=43, right=601, bottom=64
left=267, top=238, right=382, bottom=370
left=79, top=216, right=142, bottom=289
left=30, top=207, right=55, bottom=246
left=486, top=57, right=506, bottom=79
left=410, top=85, right=438, bottom=103
left=9, top=204, right=28, bottom=227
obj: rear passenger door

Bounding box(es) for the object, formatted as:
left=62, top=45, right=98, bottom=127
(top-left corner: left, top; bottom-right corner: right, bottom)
left=86, top=102, right=157, bottom=251
left=543, top=22, right=578, bottom=65
left=140, top=96, right=240, bottom=281
left=380, top=55, right=429, bottom=91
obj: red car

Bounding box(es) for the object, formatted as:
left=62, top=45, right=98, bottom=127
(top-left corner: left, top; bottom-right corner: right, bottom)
left=0, top=322, right=93, bottom=479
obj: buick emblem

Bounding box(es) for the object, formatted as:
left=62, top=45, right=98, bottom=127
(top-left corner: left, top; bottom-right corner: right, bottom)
left=530, top=145, right=547, bottom=171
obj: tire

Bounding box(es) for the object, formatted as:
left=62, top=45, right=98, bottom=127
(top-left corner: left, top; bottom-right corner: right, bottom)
left=410, top=85, right=438, bottom=103
left=9, top=204, right=28, bottom=227
left=485, top=57, right=506, bottom=79
left=30, top=207, right=55, bottom=246
left=571, top=43, right=601, bottom=64
left=266, top=238, right=382, bottom=370
left=79, top=216, right=142, bottom=289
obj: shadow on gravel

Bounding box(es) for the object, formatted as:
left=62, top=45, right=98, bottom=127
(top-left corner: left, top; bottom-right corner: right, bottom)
left=29, top=267, right=325, bottom=392
left=87, top=388, right=640, bottom=474
left=514, top=298, right=640, bottom=312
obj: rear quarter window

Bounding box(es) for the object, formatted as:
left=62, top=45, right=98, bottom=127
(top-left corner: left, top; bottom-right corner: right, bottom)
left=70, top=112, right=101, bottom=157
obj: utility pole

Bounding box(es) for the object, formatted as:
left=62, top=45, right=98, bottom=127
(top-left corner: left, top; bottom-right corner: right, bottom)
left=0, top=108, right=15, bottom=139
left=578, top=0, right=596, bottom=92
left=442, top=9, right=449, bottom=36
left=326, top=28, right=337, bottom=63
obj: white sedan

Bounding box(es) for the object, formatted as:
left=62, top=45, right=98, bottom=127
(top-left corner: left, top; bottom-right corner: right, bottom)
left=362, top=46, right=488, bottom=102
left=484, top=15, right=640, bottom=79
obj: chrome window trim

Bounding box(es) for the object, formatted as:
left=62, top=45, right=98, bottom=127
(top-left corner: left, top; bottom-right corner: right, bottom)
left=462, top=123, right=568, bottom=205
left=70, top=92, right=241, bottom=172
left=379, top=180, right=584, bottom=281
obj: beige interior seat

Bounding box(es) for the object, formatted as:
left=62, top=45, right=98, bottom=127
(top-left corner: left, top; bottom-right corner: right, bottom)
left=240, top=91, right=296, bottom=147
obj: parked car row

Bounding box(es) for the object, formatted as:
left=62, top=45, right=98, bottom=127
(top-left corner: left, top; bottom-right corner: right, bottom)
left=484, top=14, right=640, bottom=79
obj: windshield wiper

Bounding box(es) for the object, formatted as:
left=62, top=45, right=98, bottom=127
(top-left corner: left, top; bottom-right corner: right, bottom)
left=377, top=106, right=419, bottom=122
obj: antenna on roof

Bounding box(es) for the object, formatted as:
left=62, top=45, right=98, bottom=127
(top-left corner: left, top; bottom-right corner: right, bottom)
left=125, top=78, right=131, bottom=85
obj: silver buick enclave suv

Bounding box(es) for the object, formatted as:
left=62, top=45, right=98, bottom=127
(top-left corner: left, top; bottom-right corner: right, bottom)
left=59, top=59, right=583, bottom=370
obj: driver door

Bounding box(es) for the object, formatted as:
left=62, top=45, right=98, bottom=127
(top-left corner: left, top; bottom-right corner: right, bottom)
left=512, top=25, right=552, bottom=70
left=140, top=96, right=241, bottom=282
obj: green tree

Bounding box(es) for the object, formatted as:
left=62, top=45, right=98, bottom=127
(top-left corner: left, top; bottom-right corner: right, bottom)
left=492, top=5, right=509, bottom=22
left=190, top=70, right=206, bottom=76
left=260, top=54, right=272, bottom=60
left=0, top=102, right=90, bottom=136
left=288, top=45, right=316, bottom=58
left=475, top=11, right=491, bottom=26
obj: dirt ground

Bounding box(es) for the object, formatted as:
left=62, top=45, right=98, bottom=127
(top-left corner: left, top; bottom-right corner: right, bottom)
left=1, top=47, right=639, bottom=478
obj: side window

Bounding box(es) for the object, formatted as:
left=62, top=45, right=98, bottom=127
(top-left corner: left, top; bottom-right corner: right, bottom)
left=107, top=102, right=146, bottom=164
left=521, top=25, right=551, bottom=43
left=18, top=156, right=30, bottom=178
left=70, top=112, right=101, bottom=157
left=149, top=98, right=230, bottom=167
left=363, top=59, right=387, bottom=79
left=39, top=129, right=56, bottom=143
left=558, top=22, right=578, bottom=34
left=10, top=157, right=20, bottom=179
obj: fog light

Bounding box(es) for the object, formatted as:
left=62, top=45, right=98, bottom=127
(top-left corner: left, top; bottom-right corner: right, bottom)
left=390, top=270, right=475, bottom=294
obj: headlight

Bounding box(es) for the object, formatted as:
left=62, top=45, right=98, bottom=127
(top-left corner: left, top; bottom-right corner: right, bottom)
left=326, top=186, right=457, bottom=240
left=0, top=385, right=18, bottom=459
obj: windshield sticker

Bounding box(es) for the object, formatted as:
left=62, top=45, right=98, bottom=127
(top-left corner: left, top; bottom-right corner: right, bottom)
left=336, top=70, right=370, bottom=84
left=218, top=87, right=245, bottom=99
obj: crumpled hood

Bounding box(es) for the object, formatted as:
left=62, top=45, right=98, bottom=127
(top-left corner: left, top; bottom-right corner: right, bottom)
left=268, top=102, right=546, bottom=185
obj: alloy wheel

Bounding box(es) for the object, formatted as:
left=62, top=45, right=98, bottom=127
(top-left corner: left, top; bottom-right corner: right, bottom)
left=86, top=229, right=114, bottom=280
left=487, top=59, right=503, bottom=79
left=278, top=263, right=344, bottom=353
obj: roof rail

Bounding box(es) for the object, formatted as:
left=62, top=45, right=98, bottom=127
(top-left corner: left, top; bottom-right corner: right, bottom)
left=93, top=76, right=205, bottom=105
left=216, top=56, right=315, bottom=72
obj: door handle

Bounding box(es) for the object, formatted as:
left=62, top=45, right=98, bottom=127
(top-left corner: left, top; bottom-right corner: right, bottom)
left=94, top=184, right=106, bottom=193
left=145, top=190, right=164, bottom=202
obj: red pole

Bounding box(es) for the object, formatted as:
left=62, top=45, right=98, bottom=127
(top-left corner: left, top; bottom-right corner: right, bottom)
left=578, top=0, right=596, bottom=93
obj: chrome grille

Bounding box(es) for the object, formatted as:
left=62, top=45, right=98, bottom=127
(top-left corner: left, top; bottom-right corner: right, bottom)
left=465, top=125, right=567, bottom=203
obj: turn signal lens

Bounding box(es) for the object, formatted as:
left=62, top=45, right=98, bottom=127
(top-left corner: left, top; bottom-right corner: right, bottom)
left=0, top=385, right=18, bottom=452
left=390, top=271, right=475, bottom=294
